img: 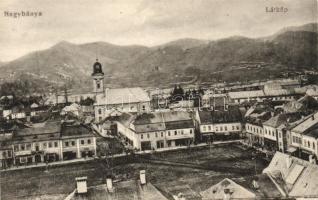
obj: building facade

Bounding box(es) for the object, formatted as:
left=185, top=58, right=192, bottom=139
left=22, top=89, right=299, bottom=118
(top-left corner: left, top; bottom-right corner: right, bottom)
left=117, top=111, right=195, bottom=151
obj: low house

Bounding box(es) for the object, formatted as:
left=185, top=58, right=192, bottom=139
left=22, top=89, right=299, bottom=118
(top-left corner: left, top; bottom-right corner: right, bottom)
left=117, top=111, right=195, bottom=151
left=61, top=103, right=82, bottom=117
left=195, top=106, right=243, bottom=142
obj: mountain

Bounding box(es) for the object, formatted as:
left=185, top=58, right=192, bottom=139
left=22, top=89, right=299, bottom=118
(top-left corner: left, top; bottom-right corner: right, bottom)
left=265, top=22, right=318, bottom=40
left=0, top=23, right=317, bottom=94
left=157, top=38, right=209, bottom=50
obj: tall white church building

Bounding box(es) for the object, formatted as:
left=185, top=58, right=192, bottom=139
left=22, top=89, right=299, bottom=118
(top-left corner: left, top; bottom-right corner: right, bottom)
left=91, top=60, right=151, bottom=122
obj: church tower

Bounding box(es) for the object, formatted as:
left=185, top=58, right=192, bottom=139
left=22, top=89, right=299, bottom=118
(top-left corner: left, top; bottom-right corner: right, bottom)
left=91, top=59, right=104, bottom=94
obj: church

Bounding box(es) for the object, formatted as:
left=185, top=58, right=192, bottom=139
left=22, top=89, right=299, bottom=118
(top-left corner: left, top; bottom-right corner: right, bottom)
left=91, top=60, right=151, bottom=122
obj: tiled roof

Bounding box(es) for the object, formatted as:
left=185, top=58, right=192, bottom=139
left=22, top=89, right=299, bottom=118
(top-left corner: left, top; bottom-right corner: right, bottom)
left=303, top=123, right=318, bottom=138
left=263, top=151, right=318, bottom=198
left=165, top=120, right=194, bottom=130
left=200, top=178, right=256, bottom=199
left=228, top=90, right=265, bottom=99
left=125, top=111, right=193, bottom=133
left=15, top=121, right=61, bottom=136
left=292, top=112, right=318, bottom=133
left=134, top=123, right=166, bottom=133
left=263, top=113, right=302, bottom=128
left=61, top=123, right=93, bottom=138
left=198, top=107, right=243, bottom=124
left=95, top=87, right=150, bottom=105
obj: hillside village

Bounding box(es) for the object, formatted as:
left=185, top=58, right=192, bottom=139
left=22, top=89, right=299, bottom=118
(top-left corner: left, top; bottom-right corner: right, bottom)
left=1, top=57, right=318, bottom=199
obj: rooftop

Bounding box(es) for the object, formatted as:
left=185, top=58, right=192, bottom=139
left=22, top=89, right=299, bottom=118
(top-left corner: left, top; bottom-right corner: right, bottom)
left=71, top=180, right=168, bottom=200
left=198, top=106, right=243, bottom=124
left=291, top=112, right=318, bottom=133
left=95, top=87, right=150, bottom=106
left=263, top=151, right=318, bottom=198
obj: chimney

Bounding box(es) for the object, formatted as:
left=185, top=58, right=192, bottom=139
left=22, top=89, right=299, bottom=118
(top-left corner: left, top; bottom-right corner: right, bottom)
left=223, top=188, right=231, bottom=200
left=309, top=155, right=316, bottom=164
left=252, top=176, right=259, bottom=189
left=286, top=155, right=293, bottom=168
left=75, top=177, right=87, bottom=194
left=106, top=177, right=113, bottom=192
left=140, top=170, right=146, bottom=185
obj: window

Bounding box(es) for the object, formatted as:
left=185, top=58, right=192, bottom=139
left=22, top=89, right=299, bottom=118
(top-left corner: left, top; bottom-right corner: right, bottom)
left=215, top=127, right=218, bottom=131
left=203, top=126, right=206, bottom=131
left=308, top=141, right=311, bottom=148
left=236, top=126, right=240, bottom=130
left=161, top=132, right=163, bottom=137
left=141, top=134, right=143, bottom=139
left=142, top=105, right=146, bottom=111
left=87, top=139, right=91, bottom=144
left=54, top=142, right=58, bottom=147
left=313, top=143, right=316, bottom=150
left=98, top=109, right=102, bottom=115
left=168, top=131, right=171, bottom=136
left=71, top=141, right=75, bottom=146
left=65, top=141, right=69, bottom=147
left=174, top=131, right=177, bottom=135
left=220, top=127, right=223, bottom=131
left=147, top=134, right=150, bottom=138
left=155, top=132, right=158, bottom=137
left=190, top=129, right=193, bottom=134
left=48, top=142, right=52, bottom=148
left=43, top=142, right=47, bottom=149
left=81, top=140, right=85, bottom=145
left=208, top=126, right=211, bottom=131
left=26, top=143, right=31, bottom=150
left=8, top=151, right=11, bottom=157
left=233, top=126, right=235, bottom=130
left=20, top=144, right=25, bottom=151
left=97, top=83, right=100, bottom=89
left=224, top=126, right=227, bottom=131
left=14, top=145, right=19, bottom=151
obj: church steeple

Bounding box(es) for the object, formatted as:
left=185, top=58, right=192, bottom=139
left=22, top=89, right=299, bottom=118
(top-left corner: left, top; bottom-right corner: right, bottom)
left=92, top=59, right=104, bottom=94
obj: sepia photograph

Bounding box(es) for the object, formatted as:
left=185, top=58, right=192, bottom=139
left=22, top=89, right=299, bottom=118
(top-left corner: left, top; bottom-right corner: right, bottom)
left=0, top=0, right=317, bottom=199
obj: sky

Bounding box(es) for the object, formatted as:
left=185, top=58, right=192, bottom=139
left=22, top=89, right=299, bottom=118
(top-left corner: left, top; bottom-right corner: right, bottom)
left=0, top=0, right=317, bottom=62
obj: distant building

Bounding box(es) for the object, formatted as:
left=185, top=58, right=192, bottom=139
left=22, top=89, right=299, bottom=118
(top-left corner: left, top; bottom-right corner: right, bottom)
left=228, top=84, right=306, bottom=104
left=195, top=106, right=243, bottom=142
left=116, top=111, right=195, bottom=151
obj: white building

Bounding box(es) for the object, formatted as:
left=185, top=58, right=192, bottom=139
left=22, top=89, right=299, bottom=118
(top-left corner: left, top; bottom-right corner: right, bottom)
left=195, top=106, right=243, bottom=142
left=116, top=111, right=195, bottom=151
left=289, top=112, right=318, bottom=159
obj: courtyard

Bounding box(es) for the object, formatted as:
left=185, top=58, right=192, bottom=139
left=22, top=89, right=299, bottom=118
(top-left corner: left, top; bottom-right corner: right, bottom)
left=0, top=143, right=268, bottom=200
